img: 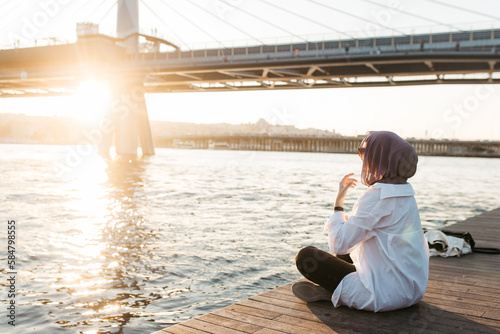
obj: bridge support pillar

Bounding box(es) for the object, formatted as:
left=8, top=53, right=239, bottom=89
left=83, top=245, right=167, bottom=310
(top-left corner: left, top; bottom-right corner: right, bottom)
left=99, top=79, right=155, bottom=157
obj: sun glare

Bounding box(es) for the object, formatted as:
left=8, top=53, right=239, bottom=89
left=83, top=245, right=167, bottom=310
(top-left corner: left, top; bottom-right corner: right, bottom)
left=73, top=80, right=111, bottom=121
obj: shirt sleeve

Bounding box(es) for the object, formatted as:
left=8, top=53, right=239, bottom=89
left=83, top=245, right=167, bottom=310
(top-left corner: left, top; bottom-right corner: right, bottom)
left=324, top=189, right=390, bottom=255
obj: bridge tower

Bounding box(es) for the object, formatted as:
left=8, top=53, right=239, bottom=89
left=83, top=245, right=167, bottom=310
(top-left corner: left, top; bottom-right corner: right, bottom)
left=100, top=0, right=155, bottom=156
left=117, top=0, right=139, bottom=53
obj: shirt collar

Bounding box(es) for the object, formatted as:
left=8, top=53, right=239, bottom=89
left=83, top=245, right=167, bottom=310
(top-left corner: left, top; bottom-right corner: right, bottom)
left=370, top=182, right=415, bottom=199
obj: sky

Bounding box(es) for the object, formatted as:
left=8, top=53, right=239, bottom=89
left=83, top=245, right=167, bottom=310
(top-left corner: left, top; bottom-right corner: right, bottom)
left=1, top=0, right=500, bottom=140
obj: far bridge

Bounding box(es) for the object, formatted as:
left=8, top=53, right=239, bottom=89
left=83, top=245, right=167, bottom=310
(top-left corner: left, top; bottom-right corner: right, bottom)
left=155, top=135, right=500, bottom=158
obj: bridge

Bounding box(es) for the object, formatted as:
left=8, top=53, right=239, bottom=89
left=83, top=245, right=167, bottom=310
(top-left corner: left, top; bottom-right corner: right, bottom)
left=120, top=28, right=500, bottom=93
left=2, top=27, right=500, bottom=96
left=1, top=0, right=500, bottom=156
left=154, top=134, right=500, bottom=158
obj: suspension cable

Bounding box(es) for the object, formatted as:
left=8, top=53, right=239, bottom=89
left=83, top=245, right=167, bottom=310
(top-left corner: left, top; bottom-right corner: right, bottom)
left=213, top=0, right=307, bottom=42
left=184, top=0, right=263, bottom=45
left=358, top=0, right=466, bottom=32
left=140, top=0, right=192, bottom=50
left=62, top=0, right=99, bottom=35
left=84, top=0, right=112, bottom=25
left=0, top=0, right=20, bottom=24
left=154, top=0, right=227, bottom=49
left=306, top=0, right=408, bottom=36
left=258, top=0, right=355, bottom=39
left=423, top=0, right=500, bottom=22
left=98, top=1, right=117, bottom=26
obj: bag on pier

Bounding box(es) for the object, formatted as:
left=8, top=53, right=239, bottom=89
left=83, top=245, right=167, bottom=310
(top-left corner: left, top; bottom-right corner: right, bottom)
left=425, top=230, right=500, bottom=257
left=424, top=230, right=472, bottom=257
left=442, top=230, right=500, bottom=254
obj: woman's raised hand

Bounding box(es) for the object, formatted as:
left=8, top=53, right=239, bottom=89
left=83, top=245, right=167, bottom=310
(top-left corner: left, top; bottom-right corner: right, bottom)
left=335, top=173, right=357, bottom=208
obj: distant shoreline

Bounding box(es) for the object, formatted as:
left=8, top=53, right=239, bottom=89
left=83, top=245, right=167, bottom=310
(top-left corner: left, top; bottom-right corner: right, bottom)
left=2, top=138, right=500, bottom=158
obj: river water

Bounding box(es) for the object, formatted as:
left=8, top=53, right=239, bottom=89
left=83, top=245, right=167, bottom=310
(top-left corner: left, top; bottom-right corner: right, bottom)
left=1, top=144, right=499, bottom=333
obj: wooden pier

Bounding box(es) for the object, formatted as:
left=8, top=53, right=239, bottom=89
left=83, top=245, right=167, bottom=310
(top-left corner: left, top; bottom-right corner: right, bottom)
left=153, top=208, right=500, bottom=334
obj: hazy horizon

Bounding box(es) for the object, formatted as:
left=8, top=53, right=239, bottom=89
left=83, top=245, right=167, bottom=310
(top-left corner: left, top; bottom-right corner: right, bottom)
left=1, top=109, right=498, bottom=142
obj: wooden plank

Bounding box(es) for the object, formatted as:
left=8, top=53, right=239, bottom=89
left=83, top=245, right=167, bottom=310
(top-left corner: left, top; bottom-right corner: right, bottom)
left=483, top=310, right=500, bottom=321
left=224, top=304, right=282, bottom=320
left=242, top=298, right=372, bottom=332
left=272, top=314, right=361, bottom=334
left=463, top=315, right=500, bottom=329
left=421, top=296, right=488, bottom=317
left=425, top=287, right=498, bottom=306
left=238, top=298, right=401, bottom=333
left=162, top=324, right=211, bottom=334
left=425, top=286, right=500, bottom=304
left=430, top=262, right=500, bottom=276
left=212, top=308, right=331, bottom=334
left=197, top=313, right=263, bottom=333
left=260, top=290, right=303, bottom=303
left=253, top=329, right=288, bottom=334
left=237, top=298, right=319, bottom=321
left=250, top=293, right=323, bottom=313
left=277, top=313, right=471, bottom=334
left=177, top=319, right=249, bottom=334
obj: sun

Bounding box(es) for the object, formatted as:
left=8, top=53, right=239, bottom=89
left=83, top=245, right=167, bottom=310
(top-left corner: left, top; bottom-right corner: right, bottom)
left=73, top=80, right=112, bottom=122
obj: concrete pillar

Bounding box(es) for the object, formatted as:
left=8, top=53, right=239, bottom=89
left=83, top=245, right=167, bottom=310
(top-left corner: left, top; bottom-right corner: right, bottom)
left=99, top=79, right=155, bottom=157
left=136, top=88, right=155, bottom=155
left=115, top=98, right=139, bottom=155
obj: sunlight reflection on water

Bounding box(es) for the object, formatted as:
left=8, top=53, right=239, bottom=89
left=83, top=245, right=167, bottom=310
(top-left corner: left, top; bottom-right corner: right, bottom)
left=0, top=144, right=499, bottom=333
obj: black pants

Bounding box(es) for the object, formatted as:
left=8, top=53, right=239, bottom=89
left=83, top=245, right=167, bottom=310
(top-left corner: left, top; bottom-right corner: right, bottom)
left=295, top=245, right=356, bottom=293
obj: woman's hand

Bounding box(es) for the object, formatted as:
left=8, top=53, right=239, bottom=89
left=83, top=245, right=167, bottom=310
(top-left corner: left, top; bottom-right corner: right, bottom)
left=335, top=173, right=357, bottom=208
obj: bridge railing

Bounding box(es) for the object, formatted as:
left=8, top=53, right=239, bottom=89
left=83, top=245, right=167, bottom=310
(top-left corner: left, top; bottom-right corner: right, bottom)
left=131, top=28, right=500, bottom=62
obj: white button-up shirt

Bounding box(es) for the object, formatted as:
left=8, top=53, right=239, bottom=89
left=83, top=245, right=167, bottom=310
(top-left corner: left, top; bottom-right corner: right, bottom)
left=324, top=182, right=429, bottom=312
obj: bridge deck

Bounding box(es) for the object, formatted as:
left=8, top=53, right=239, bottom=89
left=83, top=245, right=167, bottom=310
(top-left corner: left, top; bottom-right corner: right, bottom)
left=153, top=207, right=500, bottom=334
left=2, top=28, right=500, bottom=96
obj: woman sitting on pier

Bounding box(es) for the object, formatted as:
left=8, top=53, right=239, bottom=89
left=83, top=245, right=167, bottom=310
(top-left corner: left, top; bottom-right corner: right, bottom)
left=293, top=131, right=429, bottom=312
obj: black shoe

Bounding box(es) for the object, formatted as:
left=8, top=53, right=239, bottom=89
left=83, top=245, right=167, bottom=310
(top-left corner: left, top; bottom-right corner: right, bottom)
left=291, top=281, right=332, bottom=302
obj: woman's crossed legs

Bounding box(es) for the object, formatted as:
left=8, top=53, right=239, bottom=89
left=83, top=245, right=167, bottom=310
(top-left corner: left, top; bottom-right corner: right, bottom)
left=295, top=245, right=356, bottom=299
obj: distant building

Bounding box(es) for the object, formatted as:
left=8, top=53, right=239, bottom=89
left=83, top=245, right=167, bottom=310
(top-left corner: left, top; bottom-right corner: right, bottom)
left=256, top=118, right=270, bottom=129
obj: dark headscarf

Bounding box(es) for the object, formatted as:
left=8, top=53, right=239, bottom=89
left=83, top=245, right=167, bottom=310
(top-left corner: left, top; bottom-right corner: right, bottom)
left=358, top=131, right=418, bottom=186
